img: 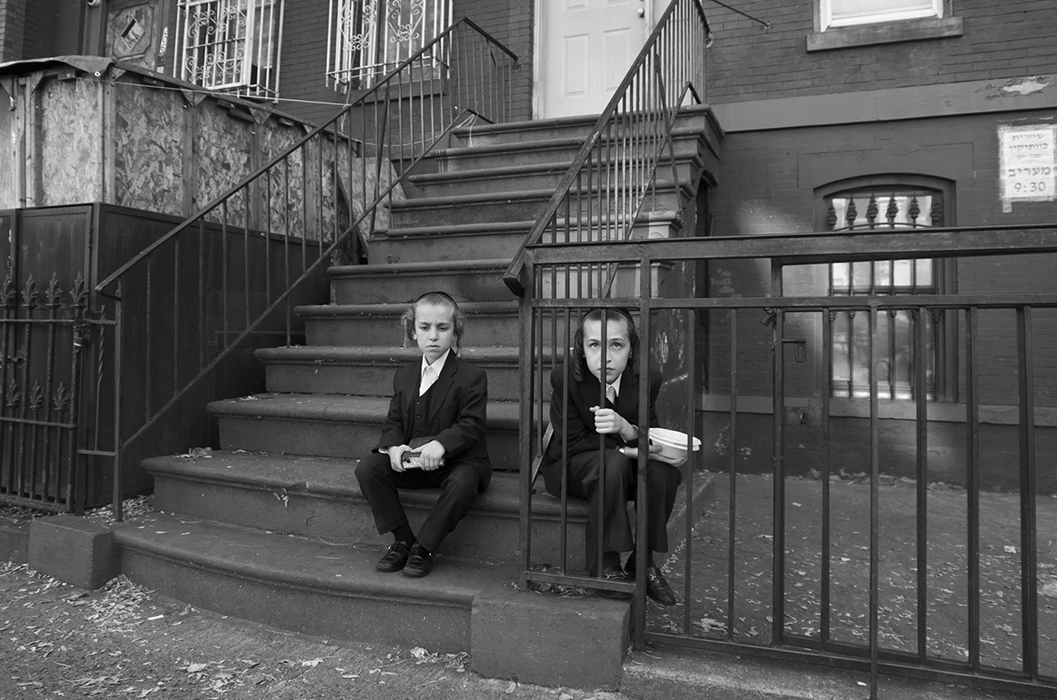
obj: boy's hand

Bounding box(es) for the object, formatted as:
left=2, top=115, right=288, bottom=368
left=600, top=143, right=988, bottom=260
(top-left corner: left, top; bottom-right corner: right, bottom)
left=387, top=445, right=411, bottom=472
left=417, top=440, right=447, bottom=470
left=590, top=406, right=633, bottom=440
left=647, top=441, right=687, bottom=466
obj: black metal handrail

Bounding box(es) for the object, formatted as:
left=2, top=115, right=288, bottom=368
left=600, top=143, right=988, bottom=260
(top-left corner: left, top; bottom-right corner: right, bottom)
left=502, top=0, right=710, bottom=297
left=94, top=18, right=518, bottom=519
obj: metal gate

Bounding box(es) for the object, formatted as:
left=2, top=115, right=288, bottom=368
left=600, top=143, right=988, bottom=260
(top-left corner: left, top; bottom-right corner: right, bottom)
left=0, top=268, right=92, bottom=513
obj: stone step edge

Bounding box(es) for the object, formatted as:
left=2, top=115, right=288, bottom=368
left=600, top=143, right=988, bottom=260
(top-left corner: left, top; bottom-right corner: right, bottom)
left=374, top=209, right=683, bottom=240
left=436, top=124, right=711, bottom=159
left=328, top=258, right=511, bottom=279
left=113, top=512, right=510, bottom=605
left=207, top=393, right=521, bottom=429
left=294, top=300, right=517, bottom=318
left=254, top=345, right=521, bottom=365
left=143, top=451, right=585, bottom=520
left=449, top=104, right=716, bottom=141
left=388, top=180, right=688, bottom=211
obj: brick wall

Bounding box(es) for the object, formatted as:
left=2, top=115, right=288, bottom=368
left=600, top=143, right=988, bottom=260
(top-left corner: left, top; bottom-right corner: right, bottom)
left=0, top=0, right=26, bottom=62
left=705, top=0, right=1057, bottom=104
left=275, top=1, right=343, bottom=126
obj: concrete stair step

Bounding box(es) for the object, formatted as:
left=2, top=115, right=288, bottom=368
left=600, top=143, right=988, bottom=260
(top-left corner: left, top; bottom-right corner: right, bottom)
left=327, top=258, right=511, bottom=305
left=450, top=114, right=603, bottom=146
left=388, top=182, right=688, bottom=229
left=295, top=301, right=519, bottom=347
left=406, top=162, right=571, bottom=198
left=207, top=393, right=521, bottom=471
left=143, top=451, right=586, bottom=564
left=409, top=148, right=706, bottom=200
left=254, top=345, right=524, bottom=400
left=448, top=107, right=719, bottom=149
left=369, top=221, right=533, bottom=264
left=112, top=511, right=515, bottom=653
left=434, top=127, right=711, bottom=175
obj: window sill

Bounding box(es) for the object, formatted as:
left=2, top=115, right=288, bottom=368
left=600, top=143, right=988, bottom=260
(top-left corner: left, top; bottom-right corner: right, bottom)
left=806, top=17, right=963, bottom=52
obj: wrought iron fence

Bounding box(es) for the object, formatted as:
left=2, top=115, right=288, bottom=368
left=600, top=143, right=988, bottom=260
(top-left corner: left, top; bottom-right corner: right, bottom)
left=93, top=17, right=518, bottom=520
left=0, top=270, right=100, bottom=513
left=516, top=227, right=1057, bottom=698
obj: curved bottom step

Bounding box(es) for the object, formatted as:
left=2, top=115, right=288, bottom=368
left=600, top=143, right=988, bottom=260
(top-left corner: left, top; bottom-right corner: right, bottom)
left=114, top=512, right=516, bottom=653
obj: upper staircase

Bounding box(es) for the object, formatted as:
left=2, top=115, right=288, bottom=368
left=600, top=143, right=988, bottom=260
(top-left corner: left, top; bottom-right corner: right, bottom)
left=110, top=107, right=720, bottom=655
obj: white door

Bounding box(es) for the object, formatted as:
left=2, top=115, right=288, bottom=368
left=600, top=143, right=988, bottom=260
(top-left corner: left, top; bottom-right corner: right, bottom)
left=537, top=0, right=650, bottom=119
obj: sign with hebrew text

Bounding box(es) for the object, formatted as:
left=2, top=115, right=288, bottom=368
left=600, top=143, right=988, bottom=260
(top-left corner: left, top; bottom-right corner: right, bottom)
left=999, top=124, right=1056, bottom=211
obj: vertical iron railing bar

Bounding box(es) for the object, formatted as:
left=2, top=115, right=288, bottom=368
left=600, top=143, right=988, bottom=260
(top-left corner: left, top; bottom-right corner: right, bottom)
left=15, top=286, right=35, bottom=496
left=197, top=219, right=206, bottom=373
left=726, top=307, right=739, bottom=641
left=243, top=188, right=251, bottom=330
left=888, top=310, right=897, bottom=398
left=65, top=297, right=86, bottom=514
left=772, top=264, right=786, bottom=647
left=868, top=303, right=880, bottom=700
left=221, top=201, right=230, bottom=346
left=39, top=287, right=59, bottom=503
left=682, top=299, right=696, bottom=634
left=1016, top=306, right=1039, bottom=679
left=112, top=282, right=123, bottom=521
left=172, top=238, right=180, bottom=395
left=282, top=156, right=291, bottom=345
left=633, top=271, right=654, bottom=650
left=0, top=278, right=12, bottom=493
left=262, top=159, right=272, bottom=326
left=144, top=258, right=153, bottom=421
left=821, top=308, right=833, bottom=648
left=915, top=306, right=929, bottom=662
left=517, top=280, right=535, bottom=587
left=530, top=303, right=545, bottom=572
left=560, top=310, right=572, bottom=573
left=967, top=306, right=981, bottom=673
left=595, top=310, right=609, bottom=581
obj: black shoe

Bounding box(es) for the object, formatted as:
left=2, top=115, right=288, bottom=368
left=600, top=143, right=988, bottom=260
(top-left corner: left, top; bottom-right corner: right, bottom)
left=403, top=544, right=433, bottom=578
left=644, top=566, right=677, bottom=606
left=598, top=565, right=633, bottom=600
left=376, top=541, right=411, bottom=572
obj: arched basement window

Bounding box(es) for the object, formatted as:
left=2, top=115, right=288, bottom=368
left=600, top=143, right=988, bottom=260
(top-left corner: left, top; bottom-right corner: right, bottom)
left=820, top=181, right=955, bottom=401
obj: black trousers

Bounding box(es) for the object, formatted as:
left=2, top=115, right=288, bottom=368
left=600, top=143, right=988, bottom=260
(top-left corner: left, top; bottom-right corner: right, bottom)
left=565, top=448, right=682, bottom=575
left=355, top=453, right=482, bottom=553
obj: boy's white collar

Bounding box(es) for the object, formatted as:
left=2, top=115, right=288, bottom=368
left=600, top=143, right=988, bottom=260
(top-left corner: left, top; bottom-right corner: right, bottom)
left=421, top=349, right=452, bottom=374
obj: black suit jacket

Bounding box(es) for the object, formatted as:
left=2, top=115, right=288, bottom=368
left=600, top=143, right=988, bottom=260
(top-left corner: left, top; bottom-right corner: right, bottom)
left=373, top=352, right=492, bottom=490
left=540, top=361, right=661, bottom=496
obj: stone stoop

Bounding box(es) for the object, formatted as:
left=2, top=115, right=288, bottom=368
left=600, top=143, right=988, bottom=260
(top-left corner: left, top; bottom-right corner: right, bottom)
left=76, top=107, right=722, bottom=691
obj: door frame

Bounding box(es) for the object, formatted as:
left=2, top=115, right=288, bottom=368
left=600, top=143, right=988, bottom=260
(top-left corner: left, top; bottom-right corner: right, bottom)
left=532, top=0, right=657, bottom=119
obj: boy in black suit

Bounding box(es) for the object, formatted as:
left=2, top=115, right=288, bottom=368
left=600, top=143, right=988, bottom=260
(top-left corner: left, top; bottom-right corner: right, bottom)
left=355, top=291, right=491, bottom=577
left=541, top=307, right=684, bottom=604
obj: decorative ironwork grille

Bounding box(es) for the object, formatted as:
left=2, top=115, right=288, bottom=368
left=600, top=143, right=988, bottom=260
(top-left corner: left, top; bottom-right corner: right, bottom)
left=0, top=270, right=90, bottom=513
left=327, top=0, right=452, bottom=90
left=176, top=0, right=284, bottom=99
left=826, top=188, right=947, bottom=400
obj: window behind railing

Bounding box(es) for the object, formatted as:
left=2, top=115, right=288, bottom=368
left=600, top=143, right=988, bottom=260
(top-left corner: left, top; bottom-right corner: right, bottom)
left=176, top=0, right=284, bottom=99
left=824, top=185, right=951, bottom=400
left=327, top=0, right=452, bottom=90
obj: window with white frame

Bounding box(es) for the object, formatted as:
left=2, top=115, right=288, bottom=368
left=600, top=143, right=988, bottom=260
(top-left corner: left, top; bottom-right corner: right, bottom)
left=176, top=0, right=284, bottom=99
left=822, top=182, right=954, bottom=401
left=327, top=0, right=452, bottom=90
left=820, top=0, right=942, bottom=30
